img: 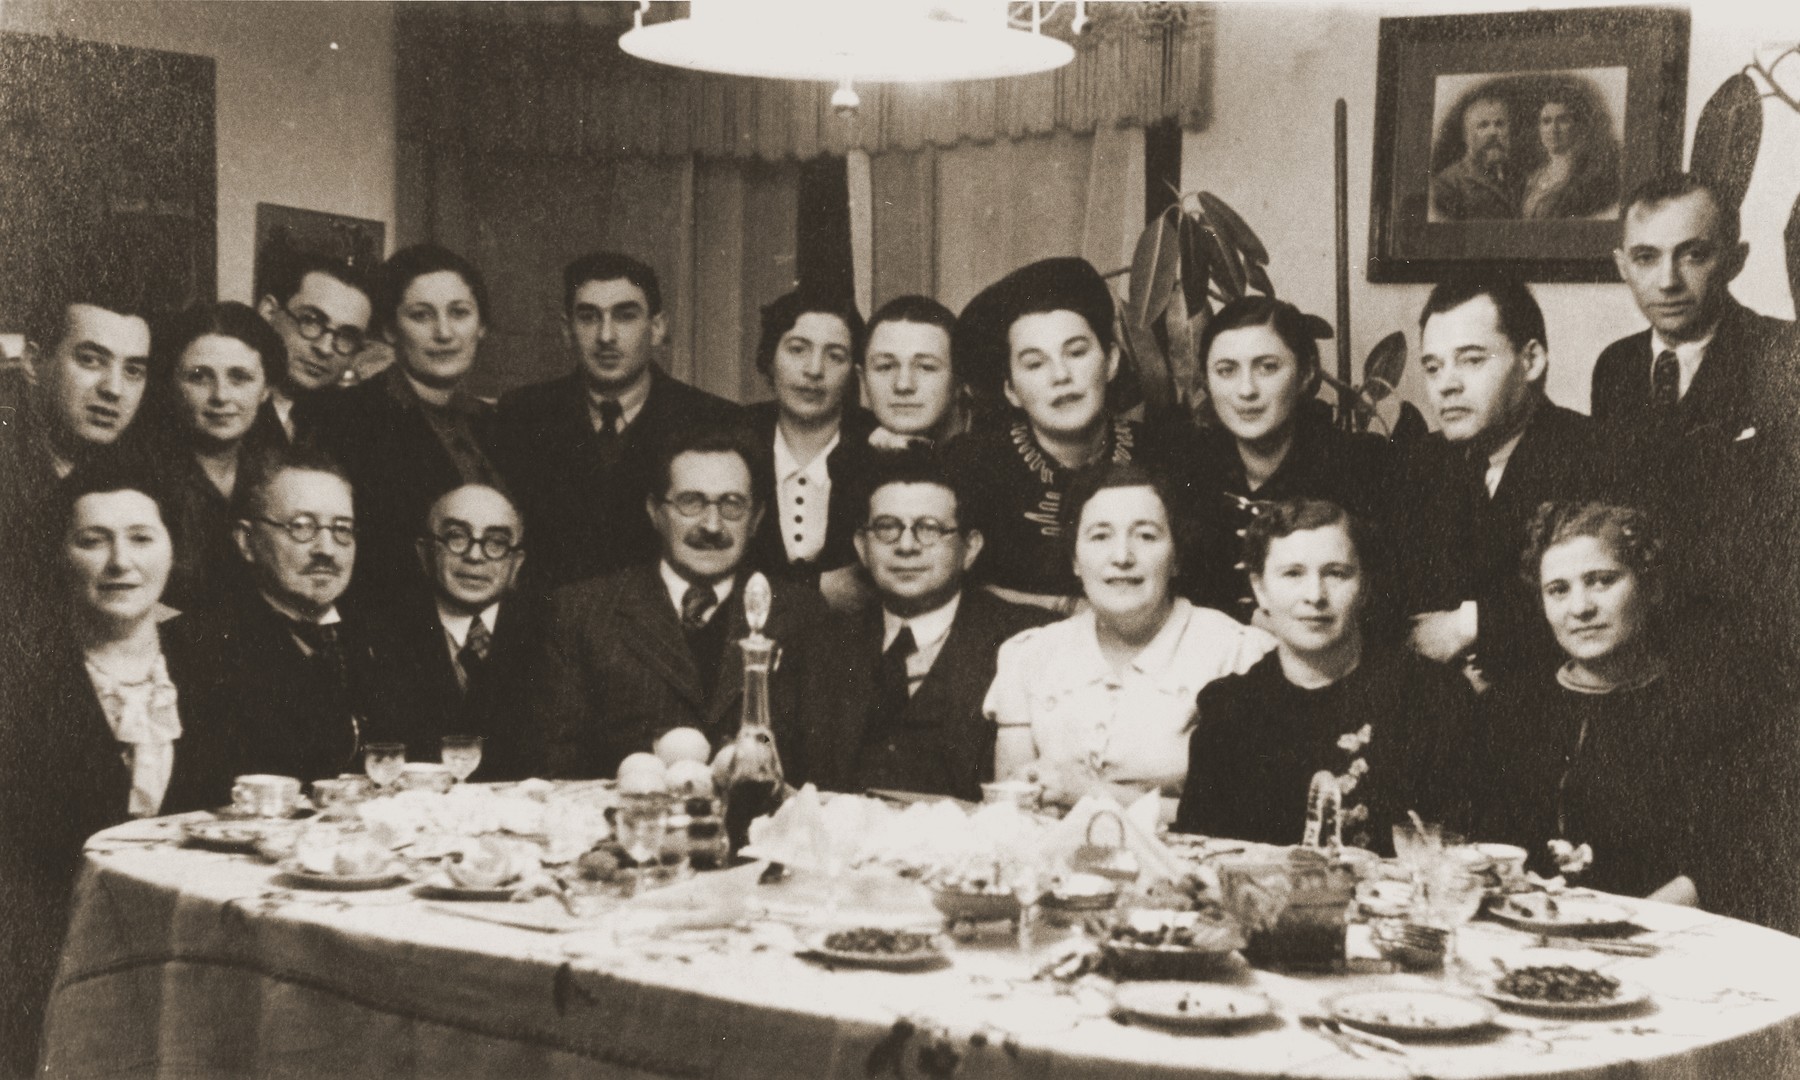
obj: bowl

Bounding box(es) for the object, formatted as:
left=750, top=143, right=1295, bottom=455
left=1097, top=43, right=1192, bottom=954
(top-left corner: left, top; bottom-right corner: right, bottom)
left=930, top=885, right=1022, bottom=924
left=1102, top=909, right=1246, bottom=980
left=1042, top=872, right=1120, bottom=913
left=396, top=763, right=455, bottom=794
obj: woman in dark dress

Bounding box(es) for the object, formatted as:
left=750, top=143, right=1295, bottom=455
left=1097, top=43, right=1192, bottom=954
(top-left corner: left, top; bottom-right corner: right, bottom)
left=1481, top=502, right=1753, bottom=905
left=1176, top=498, right=1473, bottom=852
left=151, top=302, right=285, bottom=612
left=1188, top=297, right=1393, bottom=632
left=742, top=287, right=877, bottom=610
left=0, top=469, right=232, bottom=1075
left=303, top=244, right=505, bottom=608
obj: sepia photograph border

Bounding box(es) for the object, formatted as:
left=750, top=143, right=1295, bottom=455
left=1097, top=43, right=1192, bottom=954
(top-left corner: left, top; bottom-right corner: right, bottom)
left=1368, top=6, right=1690, bottom=284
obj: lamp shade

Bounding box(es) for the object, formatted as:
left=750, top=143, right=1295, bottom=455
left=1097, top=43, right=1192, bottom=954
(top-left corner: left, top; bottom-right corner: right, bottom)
left=619, top=0, right=1076, bottom=84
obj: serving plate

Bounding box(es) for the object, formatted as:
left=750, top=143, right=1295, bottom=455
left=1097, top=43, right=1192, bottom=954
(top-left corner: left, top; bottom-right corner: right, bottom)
left=182, top=819, right=271, bottom=853
left=1478, top=968, right=1651, bottom=1016
left=279, top=863, right=410, bottom=891
left=1112, top=982, right=1272, bottom=1031
left=1326, top=989, right=1497, bottom=1039
left=1488, top=894, right=1635, bottom=936
left=414, top=878, right=520, bottom=902
left=802, top=929, right=949, bottom=970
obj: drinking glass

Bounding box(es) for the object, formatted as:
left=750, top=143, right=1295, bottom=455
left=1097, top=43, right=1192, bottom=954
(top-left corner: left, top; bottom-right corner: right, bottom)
left=363, top=742, right=407, bottom=792
left=440, top=735, right=483, bottom=783
left=1392, top=820, right=1443, bottom=884
left=615, top=794, right=670, bottom=897
left=1008, top=863, right=1048, bottom=968
left=1421, top=866, right=1487, bottom=971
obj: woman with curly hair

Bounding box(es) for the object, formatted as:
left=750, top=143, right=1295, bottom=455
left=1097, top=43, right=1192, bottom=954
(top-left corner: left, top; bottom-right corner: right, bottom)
left=1481, top=502, right=1762, bottom=904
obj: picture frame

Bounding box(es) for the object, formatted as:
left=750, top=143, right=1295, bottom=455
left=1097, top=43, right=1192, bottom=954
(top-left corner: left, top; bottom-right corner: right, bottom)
left=1367, top=6, right=1689, bottom=284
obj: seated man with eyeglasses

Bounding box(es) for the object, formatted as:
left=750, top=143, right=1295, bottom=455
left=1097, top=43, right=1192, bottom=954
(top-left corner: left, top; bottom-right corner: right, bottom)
left=368, top=484, right=543, bottom=780
left=168, top=446, right=405, bottom=783
left=792, top=449, right=1053, bottom=801
left=252, top=247, right=373, bottom=447
left=531, top=426, right=832, bottom=780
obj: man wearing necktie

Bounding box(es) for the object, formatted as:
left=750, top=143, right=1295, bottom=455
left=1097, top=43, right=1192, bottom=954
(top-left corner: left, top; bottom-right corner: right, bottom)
left=798, top=449, right=1052, bottom=800
left=1394, top=277, right=1617, bottom=690
left=531, top=426, right=832, bottom=780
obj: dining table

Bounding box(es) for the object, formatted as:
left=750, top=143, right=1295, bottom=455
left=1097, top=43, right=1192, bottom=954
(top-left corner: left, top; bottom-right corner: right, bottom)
left=39, top=802, right=1800, bottom=1080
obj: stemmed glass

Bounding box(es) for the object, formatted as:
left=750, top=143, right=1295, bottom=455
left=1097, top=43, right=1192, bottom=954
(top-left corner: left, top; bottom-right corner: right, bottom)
left=1421, top=864, right=1487, bottom=973
left=1008, top=862, right=1048, bottom=969
left=440, top=735, right=483, bottom=783
left=615, top=793, right=670, bottom=897
left=363, top=742, right=407, bottom=793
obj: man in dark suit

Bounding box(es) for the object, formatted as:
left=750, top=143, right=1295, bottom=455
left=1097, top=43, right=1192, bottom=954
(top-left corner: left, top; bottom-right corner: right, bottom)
left=374, top=483, right=543, bottom=780
left=1398, top=276, right=1616, bottom=689
left=251, top=248, right=373, bottom=447
left=493, top=252, right=741, bottom=592
left=532, top=427, right=830, bottom=780
left=170, top=447, right=400, bottom=783
left=798, top=450, right=1052, bottom=801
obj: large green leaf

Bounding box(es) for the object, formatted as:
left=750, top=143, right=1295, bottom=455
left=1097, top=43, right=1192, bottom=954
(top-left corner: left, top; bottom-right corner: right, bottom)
left=1116, top=299, right=1174, bottom=413
left=1362, top=330, right=1407, bottom=402
left=1786, top=188, right=1800, bottom=317
left=1196, top=191, right=1270, bottom=266
left=1177, top=211, right=1212, bottom=316
left=1690, top=72, right=1762, bottom=213
left=1244, top=259, right=1275, bottom=298
left=1163, top=283, right=1198, bottom=402
left=1127, top=208, right=1181, bottom=329
left=1196, top=221, right=1246, bottom=300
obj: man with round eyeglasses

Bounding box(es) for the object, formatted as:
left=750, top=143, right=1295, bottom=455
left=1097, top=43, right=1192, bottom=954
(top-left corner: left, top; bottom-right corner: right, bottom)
left=798, top=449, right=1052, bottom=801
left=253, top=248, right=373, bottom=445
left=531, top=426, right=832, bottom=780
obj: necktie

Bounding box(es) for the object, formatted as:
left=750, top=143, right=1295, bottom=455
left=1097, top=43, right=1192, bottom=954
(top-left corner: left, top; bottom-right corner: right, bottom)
left=598, top=398, right=623, bottom=437
left=459, top=615, right=492, bottom=680
left=290, top=619, right=347, bottom=688
left=1652, top=349, right=1681, bottom=414
left=875, top=625, right=918, bottom=732
left=681, top=583, right=716, bottom=630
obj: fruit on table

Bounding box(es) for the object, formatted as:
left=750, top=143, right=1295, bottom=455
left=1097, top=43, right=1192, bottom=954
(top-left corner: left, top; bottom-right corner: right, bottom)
left=654, top=727, right=712, bottom=766
left=665, top=759, right=715, bottom=796
left=616, top=752, right=669, bottom=794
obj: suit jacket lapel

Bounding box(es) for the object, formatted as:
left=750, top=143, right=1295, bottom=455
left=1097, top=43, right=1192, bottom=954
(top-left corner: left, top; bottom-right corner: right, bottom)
left=616, top=566, right=708, bottom=713
left=1681, top=305, right=1750, bottom=432
left=705, top=586, right=750, bottom=728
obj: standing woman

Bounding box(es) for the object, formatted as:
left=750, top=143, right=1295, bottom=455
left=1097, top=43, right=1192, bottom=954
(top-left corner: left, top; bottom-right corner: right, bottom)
left=0, top=469, right=232, bottom=1073
left=1175, top=499, right=1474, bottom=851
left=1482, top=503, right=1753, bottom=905
left=986, top=464, right=1272, bottom=817
left=152, top=302, right=285, bottom=612
left=744, top=286, right=876, bottom=610
left=1190, top=297, right=1393, bottom=631
left=304, top=244, right=505, bottom=607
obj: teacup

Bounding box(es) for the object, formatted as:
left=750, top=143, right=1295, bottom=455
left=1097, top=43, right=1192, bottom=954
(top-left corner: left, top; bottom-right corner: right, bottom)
left=396, top=762, right=455, bottom=795
left=232, top=774, right=302, bottom=819
left=312, top=777, right=371, bottom=819
left=1475, top=843, right=1529, bottom=887
left=980, top=780, right=1041, bottom=811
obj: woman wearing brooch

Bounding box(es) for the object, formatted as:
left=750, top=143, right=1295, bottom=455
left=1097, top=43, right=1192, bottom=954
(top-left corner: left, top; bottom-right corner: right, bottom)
left=1175, top=499, right=1474, bottom=852
left=986, top=464, right=1272, bottom=818
left=944, top=257, right=1199, bottom=613
left=1480, top=502, right=1769, bottom=907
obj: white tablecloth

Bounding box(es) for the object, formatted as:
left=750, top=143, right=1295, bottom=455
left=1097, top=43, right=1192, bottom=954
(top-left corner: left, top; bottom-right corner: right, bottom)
left=40, top=814, right=1800, bottom=1079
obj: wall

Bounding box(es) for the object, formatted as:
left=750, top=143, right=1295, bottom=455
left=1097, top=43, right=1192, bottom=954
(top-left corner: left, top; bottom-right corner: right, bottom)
left=0, top=0, right=396, bottom=303
left=1184, top=1, right=1800, bottom=415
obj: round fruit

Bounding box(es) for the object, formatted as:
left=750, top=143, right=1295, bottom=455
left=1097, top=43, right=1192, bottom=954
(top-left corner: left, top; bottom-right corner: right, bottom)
left=665, top=759, right=714, bottom=796
left=616, top=752, right=669, bottom=788
left=654, top=727, right=713, bottom=766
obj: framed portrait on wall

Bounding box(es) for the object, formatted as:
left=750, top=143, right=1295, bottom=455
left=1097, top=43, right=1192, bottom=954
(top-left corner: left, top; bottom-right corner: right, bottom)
left=1367, top=6, right=1689, bottom=283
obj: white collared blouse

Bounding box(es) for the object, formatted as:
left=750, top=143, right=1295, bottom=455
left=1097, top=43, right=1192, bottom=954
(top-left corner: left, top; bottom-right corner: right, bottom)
left=984, top=599, right=1275, bottom=798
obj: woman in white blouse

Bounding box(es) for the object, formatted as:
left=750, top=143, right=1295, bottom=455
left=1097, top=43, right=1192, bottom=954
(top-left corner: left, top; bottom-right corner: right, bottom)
left=986, top=464, right=1274, bottom=814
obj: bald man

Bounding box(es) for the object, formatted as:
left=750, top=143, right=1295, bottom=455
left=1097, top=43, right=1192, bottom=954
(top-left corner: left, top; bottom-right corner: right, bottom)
left=371, top=484, right=546, bottom=778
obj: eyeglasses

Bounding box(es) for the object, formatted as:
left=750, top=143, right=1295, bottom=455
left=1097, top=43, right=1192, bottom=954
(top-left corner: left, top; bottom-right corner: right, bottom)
left=432, top=528, right=521, bottom=560
left=861, top=517, right=961, bottom=547
left=254, top=515, right=357, bottom=546
left=662, top=493, right=752, bottom=521
left=283, top=303, right=366, bottom=357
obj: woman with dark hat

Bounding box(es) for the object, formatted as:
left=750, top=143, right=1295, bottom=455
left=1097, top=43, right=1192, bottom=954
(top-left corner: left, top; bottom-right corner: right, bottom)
left=943, top=257, right=1197, bottom=612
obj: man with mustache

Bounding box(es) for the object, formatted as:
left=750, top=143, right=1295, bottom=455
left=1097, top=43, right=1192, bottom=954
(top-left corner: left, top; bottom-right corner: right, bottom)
left=1431, top=91, right=1522, bottom=221
left=493, top=252, right=741, bottom=593
left=374, top=484, right=543, bottom=780
left=532, top=427, right=831, bottom=779
left=253, top=248, right=373, bottom=446
left=168, top=448, right=402, bottom=782
left=0, top=285, right=152, bottom=652
left=1394, top=276, right=1617, bottom=690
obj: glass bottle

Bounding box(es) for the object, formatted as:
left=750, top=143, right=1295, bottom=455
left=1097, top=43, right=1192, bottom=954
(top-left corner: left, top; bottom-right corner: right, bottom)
left=714, top=573, right=787, bottom=856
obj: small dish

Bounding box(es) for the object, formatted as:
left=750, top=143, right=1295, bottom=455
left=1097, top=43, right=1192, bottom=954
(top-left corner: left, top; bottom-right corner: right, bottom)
left=1488, top=894, right=1635, bottom=936
left=279, top=863, right=409, bottom=891
left=1112, top=982, right=1272, bottom=1031
left=182, top=819, right=269, bottom=853
left=1326, top=989, right=1497, bottom=1039
left=1479, top=963, right=1651, bottom=1016
left=802, top=928, right=949, bottom=970
left=414, top=878, right=519, bottom=902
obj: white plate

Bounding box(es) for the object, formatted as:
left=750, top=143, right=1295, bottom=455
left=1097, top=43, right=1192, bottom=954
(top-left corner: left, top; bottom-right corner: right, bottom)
left=1488, top=895, right=1635, bottom=935
left=1479, top=971, right=1651, bottom=1016
left=414, top=878, right=519, bottom=902
left=182, top=819, right=269, bottom=852
left=1327, top=989, right=1497, bottom=1038
left=1113, top=983, right=1272, bottom=1030
left=280, top=864, right=409, bottom=891
left=803, top=930, right=948, bottom=970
